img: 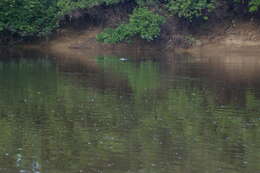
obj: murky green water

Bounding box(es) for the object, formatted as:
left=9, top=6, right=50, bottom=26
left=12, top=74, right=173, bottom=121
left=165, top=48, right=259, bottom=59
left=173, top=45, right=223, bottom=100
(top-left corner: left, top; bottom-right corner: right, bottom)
left=0, top=48, right=259, bottom=173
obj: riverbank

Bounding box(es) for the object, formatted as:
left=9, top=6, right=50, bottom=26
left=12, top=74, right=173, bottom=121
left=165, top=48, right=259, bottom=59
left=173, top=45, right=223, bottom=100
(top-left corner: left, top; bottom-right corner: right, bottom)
left=5, top=0, right=260, bottom=56
left=43, top=16, right=260, bottom=57
left=2, top=1, right=260, bottom=54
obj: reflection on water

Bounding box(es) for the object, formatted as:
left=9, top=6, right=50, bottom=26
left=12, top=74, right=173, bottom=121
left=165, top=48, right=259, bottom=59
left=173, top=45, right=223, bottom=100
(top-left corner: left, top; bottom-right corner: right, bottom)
left=0, top=49, right=259, bottom=173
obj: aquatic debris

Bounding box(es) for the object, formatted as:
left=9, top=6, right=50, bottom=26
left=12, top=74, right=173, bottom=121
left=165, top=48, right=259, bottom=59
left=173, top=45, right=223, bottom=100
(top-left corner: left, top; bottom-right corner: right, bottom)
left=16, top=154, right=22, bottom=167
left=120, top=58, right=128, bottom=61
left=32, top=160, right=41, bottom=173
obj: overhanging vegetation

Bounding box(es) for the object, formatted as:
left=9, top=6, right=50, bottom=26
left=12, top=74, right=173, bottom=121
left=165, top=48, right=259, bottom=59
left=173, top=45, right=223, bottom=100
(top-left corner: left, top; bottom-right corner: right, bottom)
left=1, top=0, right=260, bottom=43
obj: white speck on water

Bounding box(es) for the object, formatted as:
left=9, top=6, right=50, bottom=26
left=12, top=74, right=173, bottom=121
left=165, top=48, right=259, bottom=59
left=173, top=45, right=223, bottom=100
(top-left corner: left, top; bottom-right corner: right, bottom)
left=120, top=58, right=128, bottom=61
left=243, top=161, right=248, bottom=164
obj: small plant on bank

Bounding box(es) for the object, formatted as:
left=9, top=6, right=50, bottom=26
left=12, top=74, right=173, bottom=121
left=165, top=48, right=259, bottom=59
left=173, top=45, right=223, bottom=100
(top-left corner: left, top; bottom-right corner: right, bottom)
left=96, top=7, right=166, bottom=43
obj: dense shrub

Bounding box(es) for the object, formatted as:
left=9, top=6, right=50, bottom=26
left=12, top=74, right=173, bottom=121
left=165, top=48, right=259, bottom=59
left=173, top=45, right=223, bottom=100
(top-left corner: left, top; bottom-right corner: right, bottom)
left=0, top=0, right=59, bottom=36
left=57, top=0, right=124, bottom=14
left=166, top=0, right=216, bottom=21
left=96, top=8, right=166, bottom=43
left=230, top=0, right=260, bottom=12
left=135, top=0, right=159, bottom=6
left=96, top=24, right=134, bottom=43
left=249, top=0, right=260, bottom=11
left=0, top=0, right=124, bottom=37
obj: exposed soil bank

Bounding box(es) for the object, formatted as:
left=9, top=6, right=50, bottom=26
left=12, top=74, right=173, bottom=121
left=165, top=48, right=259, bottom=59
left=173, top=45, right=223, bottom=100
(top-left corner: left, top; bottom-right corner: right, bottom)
left=45, top=17, right=260, bottom=57
left=47, top=26, right=165, bottom=58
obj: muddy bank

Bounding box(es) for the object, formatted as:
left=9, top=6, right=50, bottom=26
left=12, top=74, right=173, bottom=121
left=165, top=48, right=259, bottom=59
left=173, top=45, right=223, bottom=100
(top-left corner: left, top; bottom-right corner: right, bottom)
left=45, top=3, right=260, bottom=55
left=47, top=26, right=166, bottom=58
left=46, top=18, right=260, bottom=58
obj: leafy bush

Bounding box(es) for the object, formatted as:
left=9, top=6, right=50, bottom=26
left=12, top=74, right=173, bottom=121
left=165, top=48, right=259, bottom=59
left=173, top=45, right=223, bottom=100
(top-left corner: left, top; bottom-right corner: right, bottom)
left=96, top=8, right=166, bottom=43
left=166, top=0, right=216, bottom=21
left=0, top=0, right=124, bottom=37
left=249, top=0, right=260, bottom=12
left=96, top=24, right=134, bottom=43
left=57, top=0, right=124, bottom=15
left=135, top=0, right=159, bottom=6
left=0, top=0, right=59, bottom=36
left=230, top=0, right=260, bottom=12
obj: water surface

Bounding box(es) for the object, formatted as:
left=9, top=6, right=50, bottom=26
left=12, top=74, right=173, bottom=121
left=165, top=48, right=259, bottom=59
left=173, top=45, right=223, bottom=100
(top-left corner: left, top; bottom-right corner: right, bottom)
left=0, top=48, right=259, bottom=173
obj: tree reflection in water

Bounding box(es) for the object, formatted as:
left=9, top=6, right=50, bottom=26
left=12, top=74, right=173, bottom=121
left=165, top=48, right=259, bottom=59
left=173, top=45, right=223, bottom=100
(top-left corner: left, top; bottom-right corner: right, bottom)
left=0, top=50, right=259, bottom=173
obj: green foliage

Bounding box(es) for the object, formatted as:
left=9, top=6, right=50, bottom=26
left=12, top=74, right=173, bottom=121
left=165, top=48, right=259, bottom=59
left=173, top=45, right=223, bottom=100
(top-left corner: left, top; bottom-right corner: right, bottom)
left=0, top=0, right=124, bottom=37
left=57, top=0, right=123, bottom=15
left=96, top=24, right=134, bottom=43
left=166, top=0, right=216, bottom=21
left=0, top=0, right=59, bottom=36
left=96, top=8, right=166, bottom=43
left=231, top=0, right=260, bottom=12
left=249, top=0, right=260, bottom=12
left=2, top=0, right=260, bottom=42
left=135, top=0, right=159, bottom=6
left=129, top=7, right=166, bottom=40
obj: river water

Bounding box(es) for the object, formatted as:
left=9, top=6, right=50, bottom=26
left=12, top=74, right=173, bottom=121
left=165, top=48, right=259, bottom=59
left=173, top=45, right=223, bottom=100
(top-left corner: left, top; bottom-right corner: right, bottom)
left=0, top=48, right=259, bottom=173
